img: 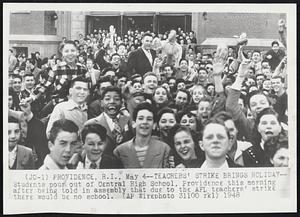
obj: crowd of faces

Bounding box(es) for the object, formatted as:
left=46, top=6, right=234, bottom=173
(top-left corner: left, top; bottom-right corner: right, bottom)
left=8, top=26, right=288, bottom=169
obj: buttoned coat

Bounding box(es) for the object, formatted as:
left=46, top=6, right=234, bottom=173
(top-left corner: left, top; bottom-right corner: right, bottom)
left=84, top=113, right=133, bottom=155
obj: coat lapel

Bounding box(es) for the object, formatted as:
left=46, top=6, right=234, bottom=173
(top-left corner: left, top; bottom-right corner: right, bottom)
left=128, top=141, right=142, bottom=168
left=98, top=113, right=114, bottom=140
left=16, top=146, right=25, bottom=169
left=139, top=48, right=152, bottom=66
left=143, top=139, right=160, bottom=168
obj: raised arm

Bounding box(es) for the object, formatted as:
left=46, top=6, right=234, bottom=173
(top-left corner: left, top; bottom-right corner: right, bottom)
left=226, top=60, right=253, bottom=141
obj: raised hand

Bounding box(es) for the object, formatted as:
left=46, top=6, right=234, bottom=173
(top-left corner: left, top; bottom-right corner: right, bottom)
left=153, top=57, right=163, bottom=68
left=214, top=43, right=228, bottom=65
left=212, top=43, right=228, bottom=76
left=237, top=60, right=251, bottom=78
left=212, top=61, right=226, bottom=76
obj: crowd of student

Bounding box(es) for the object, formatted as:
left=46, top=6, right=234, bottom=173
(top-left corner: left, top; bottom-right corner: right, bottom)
left=8, top=21, right=289, bottom=170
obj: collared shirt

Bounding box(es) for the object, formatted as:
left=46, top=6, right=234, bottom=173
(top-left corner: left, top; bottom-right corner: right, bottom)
left=103, top=112, right=120, bottom=132
left=260, top=139, right=265, bottom=151
left=9, top=145, right=17, bottom=168
left=200, top=160, right=229, bottom=169
left=39, top=155, right=68, bottom=170
left=142, top=48, right=153, bottom=66
left=85, top=156, right=102, bottom=169
left=234, top=141, right=253, bottom=166
left=46, top=99, right=88, bottom=138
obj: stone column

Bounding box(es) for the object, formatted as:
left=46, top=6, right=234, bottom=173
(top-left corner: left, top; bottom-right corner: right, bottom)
left=56, top=11, right=72, bottom=40
left=71, top=11, right=86, bottom=40
left=192, top=12, right=206, bottom=44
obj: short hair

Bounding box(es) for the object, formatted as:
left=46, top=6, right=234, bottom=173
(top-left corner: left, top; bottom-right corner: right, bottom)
left=198, top=67, right=208, bottom=74
left=86, top=58, right=94, bottom=63
left=49, top=119, right=79, bottom=144
left=153, top=86, right=171, bottom=101
left=101, top=86, right=122, bottom=100
left=141, top=32, right=153, bottom=40
left=143, top=71, right=158, bottom=81
left=133, top=102, right=157, bottom=122
left=255, top=107, right=279, bottom=127
left=98, top=76, right=114, bottom=87
left=35, top=51, right=40, bottom=55
left=116, top=72, right=127, bottom=80
left=176, top=89, right=191, bottom=102
left=23, top=73, right=34, bottom=79
left=110, top=53, right=120, bottom=60
left=252, top=50, right=261, bottom=55
left=131, top=79, right=142, bottom=86
left=176, top=78, right=186, bottom=86
left=157, top=107, right=176, bottom=123
left=213, top=111, right=234, bottom=122
left=8, top=116, right=20, bottom=124
left=247, top=90, right=270, bottom=108
left=167, top=76, right=176, bottom=83
left=198, top=96, right=212, bottom=104
left=12, top=74, right=22, bottom=81
left=60, top=40, right=77, bottom=52
left=203, top=117, right=230, bottom=139
left=81, top=124, right=107, bottom=143
left=70, top=76, right=88, bottom=88
left=179, top=58, right=188, bottom=65
left=102, top=67, right=116, bottom=76
left=206, top=83, right=214, bottom=89
left=176, top=108, right=197, bottom=124
left=162, top=64, right=173, bottom=71
left=271, top=41, right=279, bottom=47
left=170, top=125, right=193, bottom=144
left=131, top=74, right=142, bottom=81
left=117, top=43, right=126, bottom=49
left=271, top=76, right=285, bottom=83
left=261, top=59, right=269, bottom=64
left=256, top=74, right=266, bottom=79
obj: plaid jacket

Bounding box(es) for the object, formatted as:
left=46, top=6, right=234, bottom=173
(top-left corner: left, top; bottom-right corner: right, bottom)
left=44, top=63, right=91, bottom=98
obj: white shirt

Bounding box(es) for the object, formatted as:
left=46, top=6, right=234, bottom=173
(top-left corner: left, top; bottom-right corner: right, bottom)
left=142, top=48, right=153, bottom=66
left=39, top=155, right=68, bottom=170
left=103, top=112, right=120, bottom=132
left=260, top=139, right=265, bottom=151
left=9, top=145, right=17, bottom=168
left=234, top=141, right=253, bottom=164
left=200, top=160, right=229, bottom=169
left=85, top=157, right=101, bottom=169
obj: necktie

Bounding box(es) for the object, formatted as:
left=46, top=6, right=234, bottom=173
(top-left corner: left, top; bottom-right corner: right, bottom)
left=145, top=50, right=153, bottom=66
left=90, top=162, right=97, bottom=169
left=9, top=153, right=16, bottom=169
left=113, top=118, right=123, bottom=145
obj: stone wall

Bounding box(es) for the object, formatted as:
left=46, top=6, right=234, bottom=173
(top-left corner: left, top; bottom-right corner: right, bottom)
left=200, top=13, right=286, bottom=40
left=10, top=11, right=45, bottom=35
left=70, top=12, right=86, bottom=40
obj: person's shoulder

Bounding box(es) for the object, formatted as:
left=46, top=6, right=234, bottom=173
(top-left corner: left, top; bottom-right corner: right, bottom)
left=17, top=145, right=33, bottom=154
left=237, top=140, right=253, bottom=151
left=128, top=48, right=140, bottom=56
left=102, top=153, right=119, bottom=162
left=54, top=100, right=69, bottom=108
left=84, top=113, right=104, bottom=125
left=226, top=158, right=242, bottom=168
left=115, top=138, right=134, bottom=151
left=242, top=145, right=260, bottom=165
left=89, top=99, right=101, bottom=107
left=151, top=137, right=170, bottom=149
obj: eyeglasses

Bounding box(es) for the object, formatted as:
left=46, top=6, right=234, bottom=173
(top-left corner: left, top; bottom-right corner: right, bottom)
left=206, top=67, right=213, bottom=70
